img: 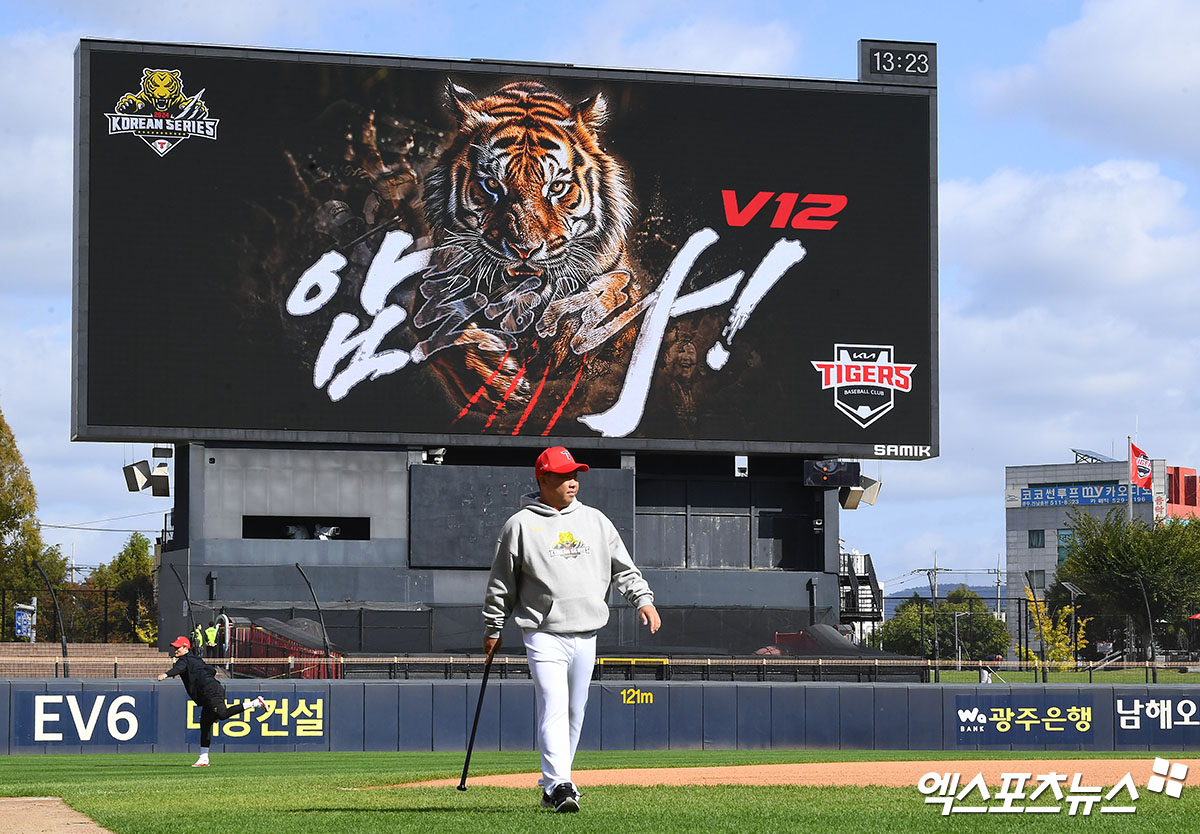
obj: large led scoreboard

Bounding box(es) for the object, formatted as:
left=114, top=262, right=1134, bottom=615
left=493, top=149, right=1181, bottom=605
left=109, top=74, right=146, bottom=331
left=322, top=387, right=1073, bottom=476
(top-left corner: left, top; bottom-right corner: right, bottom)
left=74, top=39, right=937, bottom=460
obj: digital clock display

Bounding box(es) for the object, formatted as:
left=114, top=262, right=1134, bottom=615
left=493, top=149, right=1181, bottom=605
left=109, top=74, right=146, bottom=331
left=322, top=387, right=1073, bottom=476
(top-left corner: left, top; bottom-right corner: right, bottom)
left=859, top=40, right=936, bottom=86
left=870, top=49, right=930, bottom=75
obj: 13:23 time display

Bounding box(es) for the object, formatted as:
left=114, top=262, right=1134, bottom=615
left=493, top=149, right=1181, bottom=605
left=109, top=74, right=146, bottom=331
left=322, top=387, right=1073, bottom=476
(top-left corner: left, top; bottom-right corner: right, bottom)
left=870, top=49, right=930, bottom=75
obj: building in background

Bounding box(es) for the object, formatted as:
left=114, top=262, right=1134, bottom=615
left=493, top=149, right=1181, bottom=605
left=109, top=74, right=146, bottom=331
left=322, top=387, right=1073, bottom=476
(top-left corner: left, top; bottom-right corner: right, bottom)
left=1004, top=447, right=1200, bottom=655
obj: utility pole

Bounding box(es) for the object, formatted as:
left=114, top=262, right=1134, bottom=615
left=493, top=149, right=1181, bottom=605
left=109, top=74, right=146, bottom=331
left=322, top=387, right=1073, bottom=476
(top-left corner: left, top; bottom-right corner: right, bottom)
left=1127, top=434, right=1134, bottom=523
left=917, top=554, right=952, bottom=683
left=992, top=555, right=1003, bottom=616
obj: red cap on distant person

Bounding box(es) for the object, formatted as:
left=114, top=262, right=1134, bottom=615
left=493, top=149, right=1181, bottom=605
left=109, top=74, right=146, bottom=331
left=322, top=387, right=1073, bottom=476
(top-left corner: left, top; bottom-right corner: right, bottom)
left=535, top=446, right=589, bottom=476
left=170, top=636, right=191, bottom=649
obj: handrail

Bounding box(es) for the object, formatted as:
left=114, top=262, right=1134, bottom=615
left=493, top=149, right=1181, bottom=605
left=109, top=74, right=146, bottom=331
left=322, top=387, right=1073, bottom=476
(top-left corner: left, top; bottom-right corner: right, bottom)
left=1083, top=649, right=1125, bottom=672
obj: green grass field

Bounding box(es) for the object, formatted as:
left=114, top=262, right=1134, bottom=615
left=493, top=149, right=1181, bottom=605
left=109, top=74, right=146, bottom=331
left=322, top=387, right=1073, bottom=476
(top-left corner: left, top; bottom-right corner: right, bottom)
left=1, top=750, right=1195, bottom=834
left=934, top=668, right=1195, bottom=685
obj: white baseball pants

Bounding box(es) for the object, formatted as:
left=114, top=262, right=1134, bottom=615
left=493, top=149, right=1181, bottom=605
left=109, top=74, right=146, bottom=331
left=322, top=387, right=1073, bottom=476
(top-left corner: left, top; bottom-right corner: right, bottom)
left=523, top=629, right=597, bottom=792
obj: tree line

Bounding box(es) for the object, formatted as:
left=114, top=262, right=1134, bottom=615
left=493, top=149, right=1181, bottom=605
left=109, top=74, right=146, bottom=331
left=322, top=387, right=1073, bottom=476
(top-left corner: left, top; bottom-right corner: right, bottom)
left=1056, top=505, right=1200, bottom=659
left=874, top=505, right=1200, bottom=663
left=1, top=406, right=156, bottom=643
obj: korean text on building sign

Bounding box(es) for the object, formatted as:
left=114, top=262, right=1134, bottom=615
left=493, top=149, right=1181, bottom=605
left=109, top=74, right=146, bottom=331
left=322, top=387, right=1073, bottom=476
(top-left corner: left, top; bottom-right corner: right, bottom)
left=1020, top=484, right=1150, bottom=507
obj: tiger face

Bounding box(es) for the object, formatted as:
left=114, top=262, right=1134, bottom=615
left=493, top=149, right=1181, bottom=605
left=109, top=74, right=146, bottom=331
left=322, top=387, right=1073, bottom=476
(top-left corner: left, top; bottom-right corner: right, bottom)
left=423, top=80, right=634, bottom=302
left=140, top=69, right=184, bottom=111
left=115, top=68, right=194, bottom=117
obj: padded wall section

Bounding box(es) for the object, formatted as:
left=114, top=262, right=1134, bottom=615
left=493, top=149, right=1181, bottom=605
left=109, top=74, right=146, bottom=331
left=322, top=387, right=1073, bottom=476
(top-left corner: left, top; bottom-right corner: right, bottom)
left=3, top=681, right=1197, bottom=753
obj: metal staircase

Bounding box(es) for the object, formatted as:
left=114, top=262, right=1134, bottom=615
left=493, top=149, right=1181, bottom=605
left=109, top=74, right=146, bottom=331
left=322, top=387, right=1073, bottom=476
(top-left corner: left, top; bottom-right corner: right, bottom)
left=838, top=552, right=884, bottom=623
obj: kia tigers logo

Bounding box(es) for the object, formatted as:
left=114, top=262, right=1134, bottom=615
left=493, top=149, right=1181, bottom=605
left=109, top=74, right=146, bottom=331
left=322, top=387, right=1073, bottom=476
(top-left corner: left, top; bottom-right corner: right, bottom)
left=1135, top=455, right=1151, bottom=481
left=810, top=343, right=916, bottom=428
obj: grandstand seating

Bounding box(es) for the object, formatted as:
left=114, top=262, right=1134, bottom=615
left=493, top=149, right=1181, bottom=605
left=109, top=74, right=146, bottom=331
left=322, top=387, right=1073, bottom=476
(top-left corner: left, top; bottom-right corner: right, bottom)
left=0, top=641, right=172, bottom=679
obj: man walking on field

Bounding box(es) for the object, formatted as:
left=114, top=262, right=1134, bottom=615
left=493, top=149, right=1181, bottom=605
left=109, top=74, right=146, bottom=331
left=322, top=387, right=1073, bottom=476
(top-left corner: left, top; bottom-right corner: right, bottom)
left=483, top=446, right=661, bottom=812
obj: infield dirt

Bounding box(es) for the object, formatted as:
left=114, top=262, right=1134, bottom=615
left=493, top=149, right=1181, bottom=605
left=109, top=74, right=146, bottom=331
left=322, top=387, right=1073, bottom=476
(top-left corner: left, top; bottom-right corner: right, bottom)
left=0, top=797, right=114, bottom=833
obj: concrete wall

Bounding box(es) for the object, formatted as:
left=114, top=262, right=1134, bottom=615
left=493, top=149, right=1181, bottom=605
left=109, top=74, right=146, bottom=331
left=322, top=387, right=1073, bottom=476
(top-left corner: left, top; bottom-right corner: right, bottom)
left=161, top=443, right=844, bottom=653
left=192, top=445, right=412, bottom=541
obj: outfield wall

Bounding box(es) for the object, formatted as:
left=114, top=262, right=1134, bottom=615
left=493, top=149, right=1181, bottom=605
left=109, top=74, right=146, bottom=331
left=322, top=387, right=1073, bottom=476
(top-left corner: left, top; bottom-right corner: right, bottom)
left=2, top=680, right=1198, bottom=754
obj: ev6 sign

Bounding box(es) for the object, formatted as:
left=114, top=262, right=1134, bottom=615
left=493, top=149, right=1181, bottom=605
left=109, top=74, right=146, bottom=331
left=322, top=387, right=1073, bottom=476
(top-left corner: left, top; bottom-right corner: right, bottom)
left=14, top=691, right=157, bottom=745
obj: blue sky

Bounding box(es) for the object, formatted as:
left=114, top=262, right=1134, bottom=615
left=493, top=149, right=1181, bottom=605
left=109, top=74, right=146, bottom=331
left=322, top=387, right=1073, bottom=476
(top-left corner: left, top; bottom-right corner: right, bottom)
left=1, top=0, right=1198, bottom=596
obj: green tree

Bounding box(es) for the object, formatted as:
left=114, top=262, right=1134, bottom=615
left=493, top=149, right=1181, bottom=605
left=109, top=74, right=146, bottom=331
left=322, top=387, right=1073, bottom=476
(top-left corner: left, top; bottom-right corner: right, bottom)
left=946, top=584, right=993, bottom=606
left=88, top=533, right=156, bottom=643
left=1017, top=586, right=1091, bottom=670
left=1058, top=507, right=1200, bottom=658
left=894, top=591, right=926, bottom=613
left=878, top=588, right=1010, bottom=660
left=0, top=405, right=67, bottom=639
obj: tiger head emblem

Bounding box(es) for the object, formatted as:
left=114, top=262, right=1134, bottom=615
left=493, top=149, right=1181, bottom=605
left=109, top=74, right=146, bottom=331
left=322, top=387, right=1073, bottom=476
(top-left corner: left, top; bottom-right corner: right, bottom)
left=422, top=80, right=635, bottom=302
left=114, top=68, right=206, bottom=118
left=139, top=69, right=185, bottom=111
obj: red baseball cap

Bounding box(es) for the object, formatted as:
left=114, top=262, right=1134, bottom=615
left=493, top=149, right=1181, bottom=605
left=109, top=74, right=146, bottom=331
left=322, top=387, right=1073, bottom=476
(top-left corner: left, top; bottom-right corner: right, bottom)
left=535, top=446, right=589, bottom=476
left=170, top=635, right=192, bottom=649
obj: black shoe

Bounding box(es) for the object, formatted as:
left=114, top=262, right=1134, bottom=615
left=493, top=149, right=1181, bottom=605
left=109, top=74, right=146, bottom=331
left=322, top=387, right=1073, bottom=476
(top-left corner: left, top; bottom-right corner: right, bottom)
left=540, top=790, right=555, bottom=809
left=549, top=782, right=579, bottom=813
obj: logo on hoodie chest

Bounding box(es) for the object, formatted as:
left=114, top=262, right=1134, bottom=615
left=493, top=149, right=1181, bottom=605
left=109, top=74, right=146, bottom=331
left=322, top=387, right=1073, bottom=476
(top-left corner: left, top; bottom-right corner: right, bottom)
left=550, top=531, right=591, bottom=560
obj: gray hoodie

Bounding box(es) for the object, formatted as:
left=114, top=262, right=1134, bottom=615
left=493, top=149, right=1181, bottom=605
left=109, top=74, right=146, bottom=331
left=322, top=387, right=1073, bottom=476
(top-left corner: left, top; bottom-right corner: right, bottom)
left=483, top=493, right=654, bottom=638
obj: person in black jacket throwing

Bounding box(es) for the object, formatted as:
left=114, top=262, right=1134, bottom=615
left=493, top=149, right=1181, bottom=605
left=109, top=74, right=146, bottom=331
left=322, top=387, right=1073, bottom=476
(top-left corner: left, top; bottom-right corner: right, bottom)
left=157, top=635, right=265, bottom=767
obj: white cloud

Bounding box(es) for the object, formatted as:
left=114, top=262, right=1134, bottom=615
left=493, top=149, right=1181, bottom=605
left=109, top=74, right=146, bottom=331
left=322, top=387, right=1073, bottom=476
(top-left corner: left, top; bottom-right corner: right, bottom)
left=563, top=2, right=797, bottom=75
left=608, top=18, right=796, bottom=75
left=28, top=0, right=327, bottom=46
left=978, top=0, right=1200, bottom=167
left=937, top=161, right=1200, bottom=478
left=941, top=161, right=1200, bottom=321
left=938, top=161, right=1200, bottom=470
left=0, top=313, right=170, bottom=569
left=845, top=152, right=1200, bottom=577
left=0, top=32, right=75, bottom=294
left=0, top=31, right=75, bottom=123
left=0, top=137, right=73, bottom=295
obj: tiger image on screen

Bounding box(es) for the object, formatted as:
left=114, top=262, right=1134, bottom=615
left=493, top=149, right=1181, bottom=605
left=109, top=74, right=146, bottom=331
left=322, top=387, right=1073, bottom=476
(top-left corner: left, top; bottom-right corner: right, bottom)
left=415, top=79, right=652, bottom=435
left=114, top=68, right=207, bottom=118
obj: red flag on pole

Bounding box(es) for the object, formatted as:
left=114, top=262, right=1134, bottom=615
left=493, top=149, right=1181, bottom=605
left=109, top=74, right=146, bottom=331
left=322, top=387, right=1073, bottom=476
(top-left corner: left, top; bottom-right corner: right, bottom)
left=1130, top=442, right=1152, bottom=489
